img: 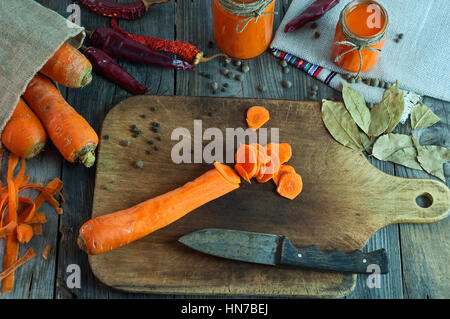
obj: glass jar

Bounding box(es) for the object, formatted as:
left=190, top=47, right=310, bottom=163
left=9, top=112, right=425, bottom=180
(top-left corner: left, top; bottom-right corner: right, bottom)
left=212, top=0, right=276, bottom=60
left=332, top=0, right=388, bottom=74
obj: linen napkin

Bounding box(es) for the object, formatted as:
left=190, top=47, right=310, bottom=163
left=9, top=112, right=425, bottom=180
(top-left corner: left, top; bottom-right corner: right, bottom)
left=271, top=0, right=450, bottom=105
left=0, top=0, right=85, bottom=135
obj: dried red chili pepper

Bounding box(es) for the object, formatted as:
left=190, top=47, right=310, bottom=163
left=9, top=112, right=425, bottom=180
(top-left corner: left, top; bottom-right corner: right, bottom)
left=83, top=47, right=150, bottom=95
left=90, top=27, right=195, bottom=70
left=78, top=0, right=170, bottom=20
left=110, top=19, right=226, bottom=64
left=284, top=0, right=340, bottom=33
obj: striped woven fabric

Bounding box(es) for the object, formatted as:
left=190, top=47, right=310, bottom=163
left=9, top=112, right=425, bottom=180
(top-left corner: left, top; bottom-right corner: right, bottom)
left=271, top=48, right=338, bottom=86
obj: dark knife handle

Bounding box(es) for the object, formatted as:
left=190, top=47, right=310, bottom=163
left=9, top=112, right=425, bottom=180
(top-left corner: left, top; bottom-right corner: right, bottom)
left=279, top=238, right=389, bottom=274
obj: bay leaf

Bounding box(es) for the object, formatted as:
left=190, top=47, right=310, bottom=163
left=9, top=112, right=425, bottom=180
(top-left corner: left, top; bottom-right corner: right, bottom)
left=410, top=103, right=440, bottom=129
left=382, top=82, right=405, bottom=133
left=412, top=137, right=449, bottom=181
left=368, top=100, right=391, bottom=137
left=342, top=82, right=371, bottom=134
left=372, top=133, right=422, bottom=170
left=360, top=131, right=375, bottom=153
left=321, top=99, right=363, bottom=151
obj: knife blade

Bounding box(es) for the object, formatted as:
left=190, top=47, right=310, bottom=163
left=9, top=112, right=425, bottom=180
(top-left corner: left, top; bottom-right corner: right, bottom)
left=179, top=229, right=389, bottom=274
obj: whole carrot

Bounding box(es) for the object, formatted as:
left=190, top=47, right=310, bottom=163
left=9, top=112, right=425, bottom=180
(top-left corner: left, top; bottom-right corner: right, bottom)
left=23, top=74, right=99, bottom=167
left=78, top=165, right=240, bottom=255
left=1, top=98, right=47, bottom=159
left=40, top=43, right=93, bottom=88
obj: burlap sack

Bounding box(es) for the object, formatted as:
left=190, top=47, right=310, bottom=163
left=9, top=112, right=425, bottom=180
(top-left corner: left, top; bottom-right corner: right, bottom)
left=0, top=0, right=85, bottom=137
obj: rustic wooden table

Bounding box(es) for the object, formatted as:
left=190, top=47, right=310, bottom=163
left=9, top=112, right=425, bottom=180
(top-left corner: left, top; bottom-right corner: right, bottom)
left=1, top=0, right=448, bottom=299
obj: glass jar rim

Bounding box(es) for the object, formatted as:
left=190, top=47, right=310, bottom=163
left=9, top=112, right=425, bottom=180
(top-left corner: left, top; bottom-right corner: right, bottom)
left=340, top=0, right=389, bottom=43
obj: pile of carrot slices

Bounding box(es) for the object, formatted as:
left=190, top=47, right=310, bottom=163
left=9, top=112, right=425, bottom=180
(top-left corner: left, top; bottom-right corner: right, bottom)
left=234, top=143, right=303, bottom=200
left=238, top=106, right=303, bottom=199
left=0, top=154, right=64, bottom=293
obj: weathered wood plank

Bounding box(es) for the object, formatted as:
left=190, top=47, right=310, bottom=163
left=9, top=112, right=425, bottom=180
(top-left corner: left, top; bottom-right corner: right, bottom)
left=347, top=158, right=403, bottom=299
left=175, top=0, right=400, bottom=300
left=51, top=0, right=176, bottom=299
left=395, top=96, right=449, bottom=299
left=0, top=0, right=68, bottom=298
left=12, top=0, right=446, bottom=299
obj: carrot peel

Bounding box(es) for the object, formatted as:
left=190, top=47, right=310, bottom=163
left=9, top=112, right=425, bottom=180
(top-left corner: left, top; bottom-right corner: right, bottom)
left=0, top=248, right=35, bottom=282
left=16, top=224, right=33, bottom=244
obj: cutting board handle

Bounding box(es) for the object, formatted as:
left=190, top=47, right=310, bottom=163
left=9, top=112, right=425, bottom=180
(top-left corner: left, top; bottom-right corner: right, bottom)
left=385, top=177, right=449, bottom=225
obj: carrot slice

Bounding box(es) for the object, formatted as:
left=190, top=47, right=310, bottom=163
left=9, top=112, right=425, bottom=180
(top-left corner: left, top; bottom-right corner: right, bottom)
left=256, top=151, right=281, bottom=183
left=235, top=144, right=258, bottom=178
left=267, top=143, right=292, bottom=164
left=273, top=165, right=296, bottom=186
left=16, top=224, right=33, bottom=244
left=234, top=164, right=251, bottom=184
left=214, top=162, right=241, bottom=185
left=277, top=172, right=303, bottom=200
left=246, top=106, right=269, bottom=130
left=0, top=248, right=35, bottom=281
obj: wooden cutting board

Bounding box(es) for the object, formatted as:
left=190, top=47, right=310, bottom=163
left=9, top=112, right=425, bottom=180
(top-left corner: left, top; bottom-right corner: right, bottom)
left=90, top=96, right=449, bottom=297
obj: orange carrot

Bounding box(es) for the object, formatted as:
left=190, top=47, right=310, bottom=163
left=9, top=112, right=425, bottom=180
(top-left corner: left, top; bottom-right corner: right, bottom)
left=0, top=222, right=17, bottom=239
left=16, top=197, right=36, bottom=224
left=277, top=172, right=303, bottom=200
left=16, top=224, right=33, bottom=244
left=246, top=106, right=269, bottom=130
left=250, top=143, right=269, bottom=178
left=78, top=167, right=240, bottom=255
left=31, top=224, right=43, bottom=236
left=42, top=245, right=51, bottom=260
left=40, top=43, right=92, bottom=88
left=1, top=98, right=47, bottom=159
left=213, top=162, right=241, bottom=185
left=0, top=248, right=35, bottom=282
left=2, top=154, right=20, bottom=292
left=26, top=212, right=47, bottom=225
left=23, top=74, right=99, bottom=167
left=256, top=149, right=280, bottom=183
left=273, top=164, right=296, bottom=186
left=235, top=144, right=258, bottom=178
left=266, top=143, right=292, bottom=164
left=234, top=164, right=251, bottom=183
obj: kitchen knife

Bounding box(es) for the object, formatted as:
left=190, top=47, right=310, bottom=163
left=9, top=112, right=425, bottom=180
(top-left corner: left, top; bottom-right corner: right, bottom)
left=179, top=229, right=389, bottom=274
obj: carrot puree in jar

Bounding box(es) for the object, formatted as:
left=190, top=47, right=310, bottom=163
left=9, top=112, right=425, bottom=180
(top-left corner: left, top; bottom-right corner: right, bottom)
left=332, top=0, right=388, bottom=73
left=212, top=0, right=276, bottom=60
